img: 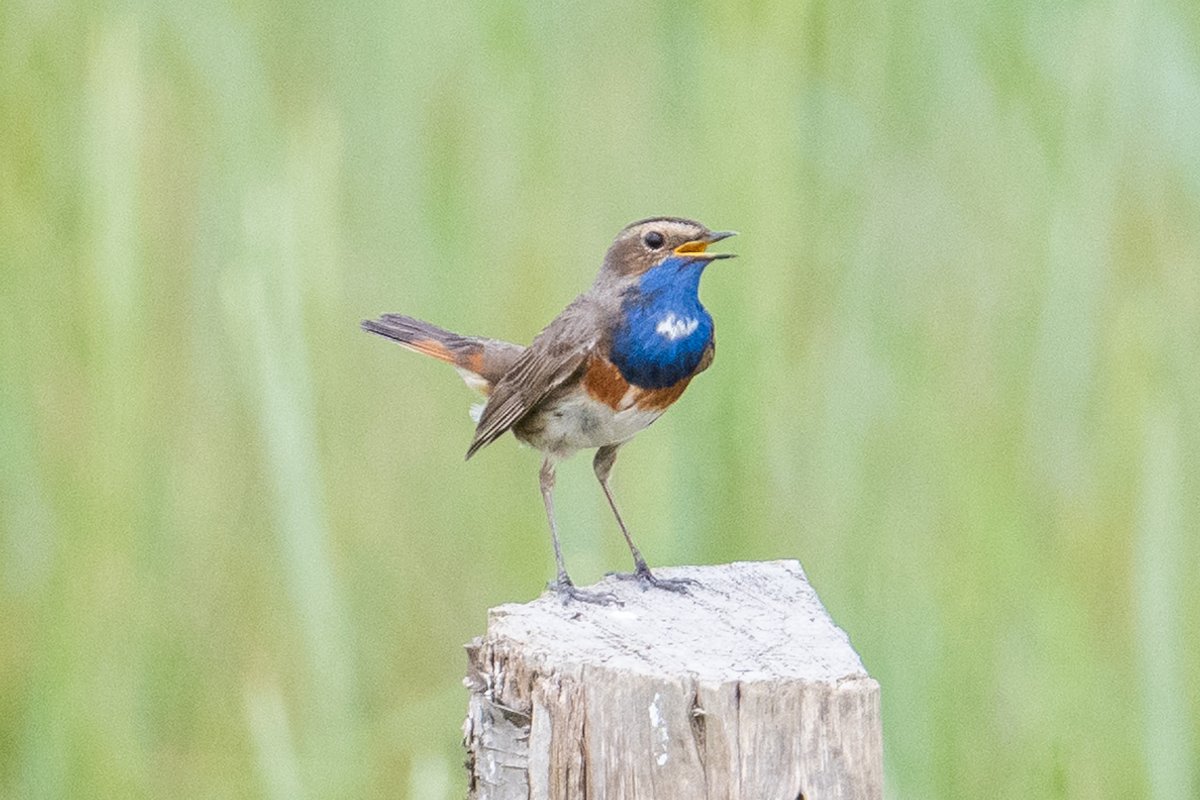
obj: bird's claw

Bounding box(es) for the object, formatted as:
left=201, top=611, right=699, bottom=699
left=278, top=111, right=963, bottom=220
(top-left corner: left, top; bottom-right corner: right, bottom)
left=609, top=564, right=698, bottom=594
left=548, top=577, right=622, bottom=606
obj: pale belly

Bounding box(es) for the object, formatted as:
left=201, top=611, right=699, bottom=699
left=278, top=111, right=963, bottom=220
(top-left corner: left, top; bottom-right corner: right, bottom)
left=512, top=392, right=664, bottom=460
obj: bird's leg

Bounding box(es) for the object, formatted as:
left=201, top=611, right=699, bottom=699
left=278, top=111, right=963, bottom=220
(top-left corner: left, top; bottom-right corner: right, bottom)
left=593, top=445, right=697, bottom=594
left=540, top=457, right=619, bottom=605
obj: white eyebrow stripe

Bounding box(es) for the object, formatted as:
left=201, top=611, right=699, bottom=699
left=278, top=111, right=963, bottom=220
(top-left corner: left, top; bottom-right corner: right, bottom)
left=656, top=313, right=699, bottom=340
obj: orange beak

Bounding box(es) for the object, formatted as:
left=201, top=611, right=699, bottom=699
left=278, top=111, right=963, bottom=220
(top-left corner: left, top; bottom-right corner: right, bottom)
left=674, top=230, right=737, bottom=259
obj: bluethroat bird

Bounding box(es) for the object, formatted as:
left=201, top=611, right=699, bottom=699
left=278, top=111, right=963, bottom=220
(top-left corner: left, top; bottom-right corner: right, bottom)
left=362, top=217, right=735, bottom=603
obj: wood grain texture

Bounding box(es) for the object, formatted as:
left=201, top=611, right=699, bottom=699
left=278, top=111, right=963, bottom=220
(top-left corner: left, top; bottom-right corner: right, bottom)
left=463, top=561, right=882, bottom=800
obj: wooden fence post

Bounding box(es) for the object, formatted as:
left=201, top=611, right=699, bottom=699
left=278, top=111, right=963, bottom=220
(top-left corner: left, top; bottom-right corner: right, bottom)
left=463, top=560, right=882, bottom=800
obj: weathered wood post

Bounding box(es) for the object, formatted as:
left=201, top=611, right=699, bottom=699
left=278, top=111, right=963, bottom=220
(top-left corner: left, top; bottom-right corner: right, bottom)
left=463, top=560, right=882, bottom=799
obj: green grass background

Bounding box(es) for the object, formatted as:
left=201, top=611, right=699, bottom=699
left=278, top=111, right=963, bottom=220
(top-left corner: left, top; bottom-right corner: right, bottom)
left=3, top=1, right=1199, bottom=797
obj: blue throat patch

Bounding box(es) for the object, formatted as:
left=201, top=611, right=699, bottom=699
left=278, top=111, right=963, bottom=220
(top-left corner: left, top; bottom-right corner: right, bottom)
left=610, top=257, right=714, bottom=389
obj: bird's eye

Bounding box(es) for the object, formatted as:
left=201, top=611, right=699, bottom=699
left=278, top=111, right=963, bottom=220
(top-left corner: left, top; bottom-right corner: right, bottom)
left=643, top=231, right=665, bottom=250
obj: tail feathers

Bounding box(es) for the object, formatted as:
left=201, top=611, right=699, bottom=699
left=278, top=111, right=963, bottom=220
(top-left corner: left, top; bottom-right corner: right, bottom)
left=361, top=314, right=468, bottom=364
left=361, top=313, right=525, bottom=393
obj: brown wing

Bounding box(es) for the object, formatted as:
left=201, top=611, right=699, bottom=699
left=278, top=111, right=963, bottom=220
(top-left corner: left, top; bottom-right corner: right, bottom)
left=465, top=297, right=601, bottom=459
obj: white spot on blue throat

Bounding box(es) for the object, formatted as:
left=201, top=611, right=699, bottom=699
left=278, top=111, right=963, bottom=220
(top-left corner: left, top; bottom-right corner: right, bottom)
left=655, top=313, right=700, bottom=341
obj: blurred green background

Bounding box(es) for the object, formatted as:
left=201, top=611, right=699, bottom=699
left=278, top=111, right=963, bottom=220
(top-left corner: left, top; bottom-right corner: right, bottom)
left=2, top=0, right=1199, bottom=797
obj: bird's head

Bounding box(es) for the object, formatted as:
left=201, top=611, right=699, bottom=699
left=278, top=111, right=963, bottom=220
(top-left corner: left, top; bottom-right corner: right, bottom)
left=601, top=217, right=736, bottom=279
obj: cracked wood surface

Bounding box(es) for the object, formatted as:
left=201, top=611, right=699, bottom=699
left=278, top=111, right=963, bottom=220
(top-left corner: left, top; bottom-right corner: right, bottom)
left=463, top=560, right=882, bottom=800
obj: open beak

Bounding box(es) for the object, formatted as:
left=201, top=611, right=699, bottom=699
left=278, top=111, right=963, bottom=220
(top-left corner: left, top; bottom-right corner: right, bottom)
left=674, top=230, right=737, bottom=260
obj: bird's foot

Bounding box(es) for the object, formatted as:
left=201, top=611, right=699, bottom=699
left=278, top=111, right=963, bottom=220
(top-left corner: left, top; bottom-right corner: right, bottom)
left=609, top=563, right=698, bottom=594
left=548, top=576, right=622, bottom=606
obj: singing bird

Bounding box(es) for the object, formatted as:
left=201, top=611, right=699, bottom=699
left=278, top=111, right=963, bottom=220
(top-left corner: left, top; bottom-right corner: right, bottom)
left=362, top=217, right=735, bottom=603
